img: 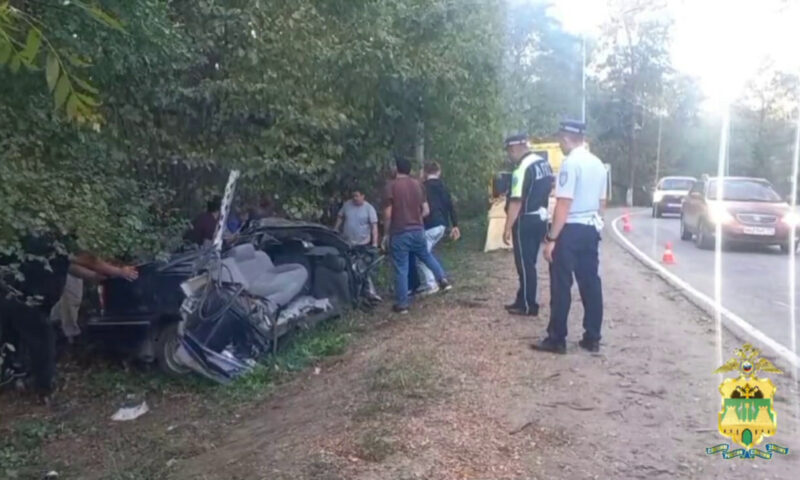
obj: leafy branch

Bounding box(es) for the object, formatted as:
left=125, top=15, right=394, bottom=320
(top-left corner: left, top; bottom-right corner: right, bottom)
left=0, top=1, right=123, bottom=123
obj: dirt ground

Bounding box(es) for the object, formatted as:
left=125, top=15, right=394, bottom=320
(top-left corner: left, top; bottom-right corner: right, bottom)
left=172, top=234, right=800, bottom=479
left=3, top=227, right=800, bottom=479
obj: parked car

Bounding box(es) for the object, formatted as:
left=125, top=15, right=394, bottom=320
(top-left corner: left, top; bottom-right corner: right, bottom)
left=85, top=218, right=381, bottom=375
left=680, top=177, right=800, bottom=253
left=652, top=176, right=696, bottom=218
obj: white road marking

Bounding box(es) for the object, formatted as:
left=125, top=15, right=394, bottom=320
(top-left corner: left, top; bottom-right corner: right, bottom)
left=611, top=211, right=800, bottom=369
left=774, top=300, right=798, bottom=311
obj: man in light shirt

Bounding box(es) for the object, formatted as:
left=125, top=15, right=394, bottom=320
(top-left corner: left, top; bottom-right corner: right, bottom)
left=533, top=120, right=607, bottom=354
left=335, top=187, right=382, bottom=302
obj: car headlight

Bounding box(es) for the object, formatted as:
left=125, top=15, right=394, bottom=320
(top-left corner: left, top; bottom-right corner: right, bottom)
left=708, top=203, right=734, bottom=224
left=653, top=191, right=664, bottom=203
left=782, top=212, right=800, bottom=226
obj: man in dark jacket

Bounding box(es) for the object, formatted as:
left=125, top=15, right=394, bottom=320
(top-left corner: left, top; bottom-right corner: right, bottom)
left=185, top=196, right=222, bottom=246
left=1, top=235, right=70, bottom=402
left=414, top=161, right=460, bottom=295
left=1, top=235, right=138, bottom=402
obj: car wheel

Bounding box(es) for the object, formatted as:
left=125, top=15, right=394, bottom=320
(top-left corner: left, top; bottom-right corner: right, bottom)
left=695, top=220, right=714, bottom=250
left=653, top=203, right=661, bottom=218
left=154, top=321, right=190, bottom=376
left=780, top=241, right=798, bottom=255
left=680, top=216, right=692, bottom=241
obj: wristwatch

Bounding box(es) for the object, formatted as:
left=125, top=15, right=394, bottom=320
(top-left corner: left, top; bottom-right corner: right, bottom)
left=545, top=233, right=557, bottom=243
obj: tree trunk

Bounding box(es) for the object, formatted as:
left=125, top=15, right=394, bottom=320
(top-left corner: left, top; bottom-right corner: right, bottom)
left=415, top=119, right=425, bottom=171
left=624, top=16, right=636, bottom=207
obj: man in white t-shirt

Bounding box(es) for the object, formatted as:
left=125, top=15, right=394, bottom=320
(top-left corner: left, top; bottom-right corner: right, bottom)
left=336, top=188, right=379, bottom=248
left=335, top=188, right=381, bottom=302
left=533, top=120, right=607, bottom=355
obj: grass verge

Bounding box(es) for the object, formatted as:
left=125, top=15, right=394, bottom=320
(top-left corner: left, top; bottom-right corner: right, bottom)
left=2, top=219, right=485, bottom=476
left=0, top=419, right=63, bottom=479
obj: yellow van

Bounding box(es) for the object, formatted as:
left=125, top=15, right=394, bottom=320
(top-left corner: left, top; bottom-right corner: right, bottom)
left=484, top=142, right=611, bottom=252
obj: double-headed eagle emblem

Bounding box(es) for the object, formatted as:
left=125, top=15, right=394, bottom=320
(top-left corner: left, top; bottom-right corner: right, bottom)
left=707, top=344, right=789, bottom=459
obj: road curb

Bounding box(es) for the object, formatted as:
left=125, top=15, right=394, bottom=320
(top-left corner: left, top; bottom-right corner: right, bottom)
left=609, top=211, right=800, bottom=369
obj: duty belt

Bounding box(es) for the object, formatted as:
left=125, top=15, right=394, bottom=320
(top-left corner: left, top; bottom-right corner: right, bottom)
left=523, top=207, right=550, bottom=221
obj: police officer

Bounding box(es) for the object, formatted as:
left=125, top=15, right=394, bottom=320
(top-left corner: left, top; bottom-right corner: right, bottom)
left=534, top=120, right=606, bottom=354
left=503, top=133, right=554, bottom=317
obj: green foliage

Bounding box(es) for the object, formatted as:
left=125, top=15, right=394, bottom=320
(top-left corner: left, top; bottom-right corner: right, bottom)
left=0, top=1, right=121, bottom=124
left=1, top=0, right=506, bottom=267
left=0, top=419, right=59, bottom=479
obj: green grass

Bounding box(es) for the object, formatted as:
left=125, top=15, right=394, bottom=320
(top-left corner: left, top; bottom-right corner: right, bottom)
left=84, top=364, right=209, bottom=399
left=221, top=315, right=356, bottom=402
left=2, top=220, right=486, bottom=478
left=80, top=310, right=361, bottom=405
left=0, top=419, right=63, bottom=479
left=0, top=316, right=358, bottom=479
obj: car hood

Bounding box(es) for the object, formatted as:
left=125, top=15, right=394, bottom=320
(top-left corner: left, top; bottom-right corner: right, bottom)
left=713, top=201, right=790, bottom=215
left=656, top=190, right=690, bottom=196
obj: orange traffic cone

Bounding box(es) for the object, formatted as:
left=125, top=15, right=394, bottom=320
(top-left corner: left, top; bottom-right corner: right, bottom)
left=622, top=212, right=633, bottom=233
left=662, top=242, right=676, bottom=264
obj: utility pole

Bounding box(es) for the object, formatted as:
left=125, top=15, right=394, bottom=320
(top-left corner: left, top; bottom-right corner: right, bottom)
left=655, top=113, right=663, bottom=184
left=725, top=118, right=731, bottom=176
left=581, top=35, right=586, bottom=123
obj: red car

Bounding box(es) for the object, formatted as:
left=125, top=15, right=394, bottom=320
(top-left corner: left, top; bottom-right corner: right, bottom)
left=680, top=177, right=799, bottom=253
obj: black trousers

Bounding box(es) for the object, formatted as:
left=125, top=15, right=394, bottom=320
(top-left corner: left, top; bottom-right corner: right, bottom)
left=547, top=223, right=603, bottom=343
left=0, top=298, right=56, bottom=395
left=512, top=215, right=547, bottom=315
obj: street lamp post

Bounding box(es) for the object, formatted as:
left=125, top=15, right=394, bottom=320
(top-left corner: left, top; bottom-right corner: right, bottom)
left=581, top=35, right=586, bottom=123
left=655, top=113, right=663, bottom=185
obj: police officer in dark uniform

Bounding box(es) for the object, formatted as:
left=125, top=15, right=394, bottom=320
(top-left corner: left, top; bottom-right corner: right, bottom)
left=503, top=134, right=554, bottom=317
left=534, top=120, right=607, bottom=354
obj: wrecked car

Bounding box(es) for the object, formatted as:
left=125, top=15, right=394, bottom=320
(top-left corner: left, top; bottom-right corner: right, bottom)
left=85, top=218, right=383, bottom=379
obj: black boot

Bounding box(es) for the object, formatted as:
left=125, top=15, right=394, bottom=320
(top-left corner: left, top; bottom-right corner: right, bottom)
left=530, top=338, right=566, bottom=354
left=578, top=338, right=600, bottom=353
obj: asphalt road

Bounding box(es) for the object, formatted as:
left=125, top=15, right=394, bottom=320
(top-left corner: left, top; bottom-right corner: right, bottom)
left=619, top=208, right=800, bottom=355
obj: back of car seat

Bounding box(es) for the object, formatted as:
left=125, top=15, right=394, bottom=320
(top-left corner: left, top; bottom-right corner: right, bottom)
left=308, top=246, right=351, bottom=306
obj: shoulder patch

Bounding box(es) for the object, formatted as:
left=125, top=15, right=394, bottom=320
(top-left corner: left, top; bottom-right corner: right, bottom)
left=559, top=170, right=568, bottom=187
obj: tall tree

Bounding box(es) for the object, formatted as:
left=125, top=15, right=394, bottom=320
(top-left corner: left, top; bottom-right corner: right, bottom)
left=501, top=2, right=583, bottom=138
left=591, top=0, right=672, bottom=204
left=731, top=67, right=799, bottom=187
left=1, top=0, right=507, bottom=272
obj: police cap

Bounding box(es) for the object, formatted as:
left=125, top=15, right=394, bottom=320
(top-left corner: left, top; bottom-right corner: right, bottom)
left=504, top=133, right=528, bottom=148
left=557, top=119, right=586, bottom=135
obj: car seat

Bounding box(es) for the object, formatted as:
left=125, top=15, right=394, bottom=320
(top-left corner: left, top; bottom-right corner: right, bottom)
left=217, top=244, right=308, bottom=307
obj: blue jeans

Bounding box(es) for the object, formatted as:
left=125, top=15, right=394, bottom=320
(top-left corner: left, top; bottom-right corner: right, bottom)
left=418, top=225, right=447, bottom=290
left=391, top=229, right=447, bottom=307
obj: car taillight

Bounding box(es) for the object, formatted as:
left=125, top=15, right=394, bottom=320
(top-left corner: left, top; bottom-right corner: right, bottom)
left=97, top=285, right=106, bottom=313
